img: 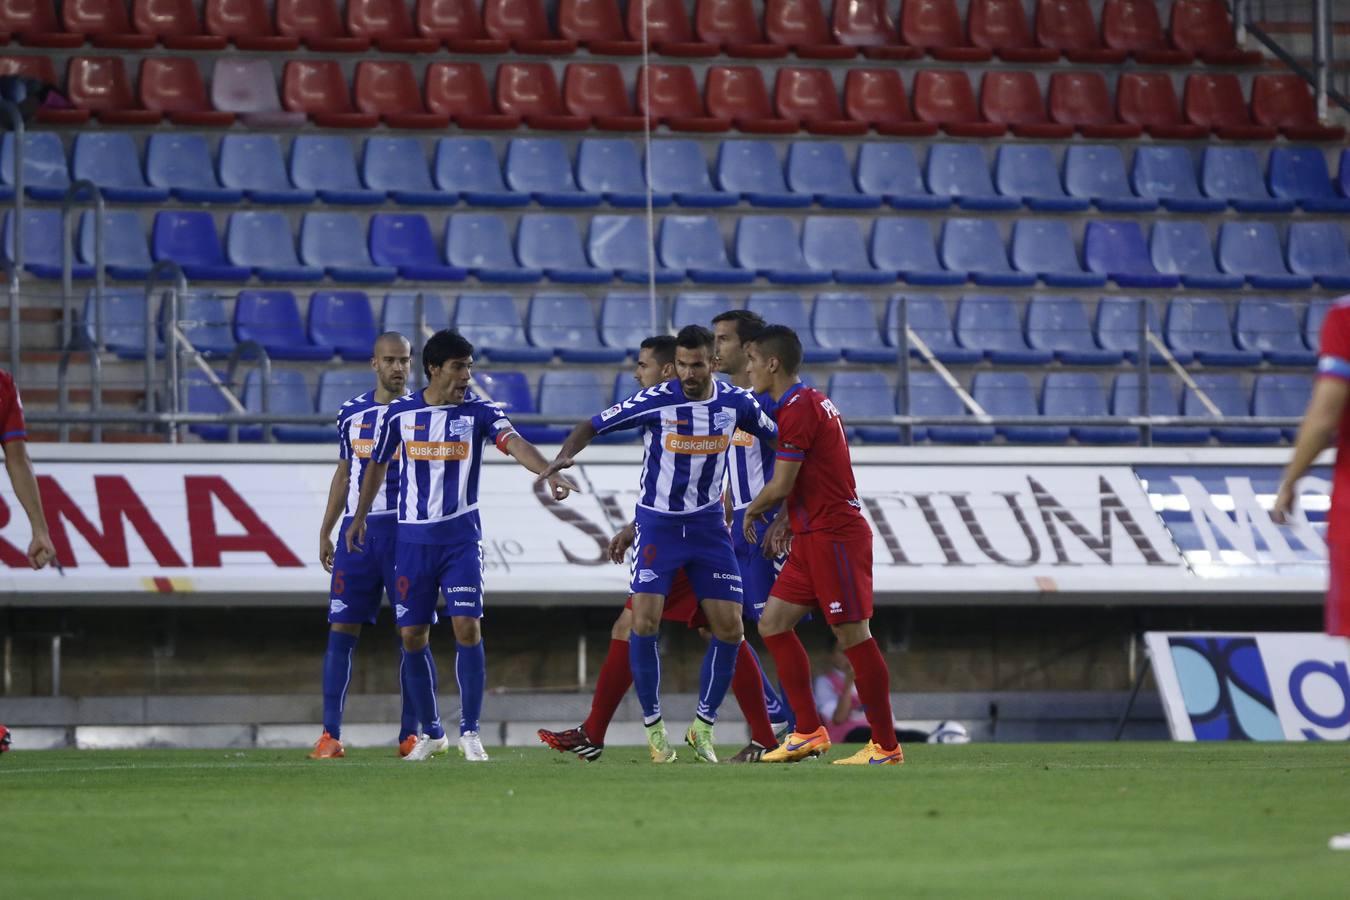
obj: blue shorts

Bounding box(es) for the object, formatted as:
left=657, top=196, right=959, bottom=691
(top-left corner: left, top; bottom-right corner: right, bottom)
left=732, top=508, right=786, bottom=622
left=329, top=515, right=398, bottom=625
left=630, top=505, right=743, bottom=607
left=394, top=539, right=484, bottom=627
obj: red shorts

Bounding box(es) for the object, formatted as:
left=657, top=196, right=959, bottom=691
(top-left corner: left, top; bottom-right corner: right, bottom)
left=770, top=521, right=873, bottom=626
left=624, top=570, right=708, bottom=630
left=1328, top=536, right=1350, bottom=637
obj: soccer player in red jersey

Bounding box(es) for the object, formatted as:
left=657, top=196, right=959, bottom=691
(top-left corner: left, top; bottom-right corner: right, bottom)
left=741, top=326, right=903, bottom=765
left=0, top=369, right=55, bottom=570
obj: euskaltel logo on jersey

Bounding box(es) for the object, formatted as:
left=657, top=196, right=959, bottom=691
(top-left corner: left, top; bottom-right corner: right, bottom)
left=664, top=434, right=730, bottom=455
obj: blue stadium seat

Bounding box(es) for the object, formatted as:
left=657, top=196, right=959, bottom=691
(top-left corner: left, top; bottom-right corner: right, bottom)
left=243, top=368, right=329, bottom=443
left=1306, top=298, right=1332, bottom=350
left=3, top=209, right=90, bottom=279
left=317, top=370, right=374, bottom=414
left=587, top=215, right=682, bottom=284
left=1110, top=373, right=1196, bottom=445
left=71, top=133, right=168, bottom=203
left=218, top=135, right=313, bottom=205
left=1, top=132, right=70, bottom=201
left=1084, top=221, right=1179, bottom=288
left=518, top=214, right=612, bottom=284
left=908, top=371, right=993, bottom=444
left=813, top=293, right=896, bottom=364
left=538, top=372, right=615, bottom=443
left=801, top=217, right=894, bottom=285
left=1185, top=374, right=1281, bottom=445
left=871, top=218, right=963, bottom=286
left=381, top=292, right=450, bottom=339
left=647, top=140, right=734, bottom=208
left=1025, top=296, right=1122, bottom=365
left=673, top=293, right=736, bottom=329
left=434, top=138, right=526, bottom=207
left=992, top=145, right=1087, bottom=212
left=1287, top=222, right=1350, bottom=290
left=1200, top=147, right=1294, bottom=213
left=527, top=293, right=626, bottom=363
left=746, top=293, right=839, bottom=362
left=362, top=137, right=450, bottom=206
left=1010, top=220, right=1105, bottom=288
left=600, top=292, right=668, bottom=353
left=474, top=371, right=536, bottom=419
left=80, top=210, right=152, bottom=281
left=972, top=372, right=1068, bottom=444
left=940, top=219, right=1035, bottom=287
left=186, top=370, right=257, bottom=443
left=1267, top=147, right=1350, bottom=213
left=233, top=290, right=336, bottom=361
left=926, top=144, right=1020, bottom=211
left=1042, top=373, right=1136, bottom=445
left=300, top=212, right=397, bottom=284
left=1253, top=373, right=1312, bottom=441
left=886, top=295, right=982, bottom=364
left=1217, top=222, right=1313, bottom=290
left=169, top=291, right=234, bottom=357
left=955, top=295, right=1053, bottom=365
left=152, top=211, right=250, bottom=281
left=83, top=288, right=158, bottom=359
left=577, top=139, right=671, bottom=208
left=369, top=214, right=466, bottom=281
left=856, top=144, right=948, bottom=210
left=309, top=291, right=378, bottom=361
left=504, top=138, right=600, bottom=208
left=1095, top=297, right=1188, bottom=364
left=785, top=142, right=879, bottom=209
left=612, top=370, right=637, bottom=404
left=225, top=212, right=323, bottom=283
left=659, top=216, right=753, bottom=284
left=1164, top=297, right=1261, bottom=367
left=1063, top=145, right=1156, bottom=212
left=716, top=140, right=806, bottom=208
left=289, top=136, right=383, bottom=205
left=1148, top=221, right=1243, bottom=290
left=827, top=372, right=899, bottom=443
left=1130, top=146, right=1224, bottom=213
left=145, top=134, right=242, bottom=204
left=1234, top=297, right=1316, bottom=366
left=453, top=294, right=553, bottom=362
left=735, top=216, right=828, bottom=285
left=445, top=214, right=541, bottom=283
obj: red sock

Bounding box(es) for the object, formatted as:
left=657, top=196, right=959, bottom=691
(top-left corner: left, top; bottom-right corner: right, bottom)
left=845, top=638, right=899, bottom=751
left=582, top=639, right=632, bottom=744
left=762, top=631, right=822, bottom=734
left=731, top=640, right=778, bottom=748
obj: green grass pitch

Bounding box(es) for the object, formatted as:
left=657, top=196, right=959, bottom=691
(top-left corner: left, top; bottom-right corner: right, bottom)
left=4, top=742, right=1348, bottom=898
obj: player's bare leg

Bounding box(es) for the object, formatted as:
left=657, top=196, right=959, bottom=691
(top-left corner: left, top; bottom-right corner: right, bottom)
left=400, top=624, right=450, bottom=761
left=311, top=622, right=361, bottom=759
left=451, top=616, right=489, bottom=761
left=828, top=619, right=903, bottom=766
left=758, top=597, right=832, bottom=762
left=630, top=592, right=677, bottom=762
left=684, top=598, right=744, bottom=763
left=539, top=607, right=631, bottom=761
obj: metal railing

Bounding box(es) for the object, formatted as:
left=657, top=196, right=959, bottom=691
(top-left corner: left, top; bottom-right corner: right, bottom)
left=1243, top=0, right=1350, bottom=115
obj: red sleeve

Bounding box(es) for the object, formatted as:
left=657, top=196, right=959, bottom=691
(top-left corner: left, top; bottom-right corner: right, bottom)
left=0, top=372, right=26, bottom=444
left=775, top=395, right=815, bottom=463
left=1318, top=307, right=1350, bottom=382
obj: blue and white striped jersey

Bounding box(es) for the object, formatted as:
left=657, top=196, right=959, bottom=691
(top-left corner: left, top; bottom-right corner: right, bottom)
left=725, top=390, right=778, bottom=511
left=371, top=390, right=517, bottom=544
left=338, top=391, right=401, bottom=519
left=592, top=380, right=777, bottom=516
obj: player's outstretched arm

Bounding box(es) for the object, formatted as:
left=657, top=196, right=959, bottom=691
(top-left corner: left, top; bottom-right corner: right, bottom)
left=345, top=460, right=389, bottom=552
left=2, top=439, right=54, bottom=570
left=608, top=521, right=637, bottom=563
left=1274, top=377, right=1348, bottom=523
left=538, top=420, right=598, bottom=483
left=743, top=459, right=801, bottom=545
left=319, top=459, right=350, bottom=573
left=504, top=433, right=580, bottom=501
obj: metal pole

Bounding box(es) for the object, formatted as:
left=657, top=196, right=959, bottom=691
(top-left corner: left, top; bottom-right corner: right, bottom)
left=2, top=101, right=25, bottom=376
left=59, top=181, right=105, bottom=442
left=1315, top=0, right=1330, bottom=121
left=414, top=291, right=427, bottom=391
left=1137, top=299, right=1152, bottom=447
left=1233, top=0, right=1247, bottom=45
left=144, top=262, right=187, bottom=437
left=896, top=294, right=911, bottom=446
left=167, top=285, right=180, bottom=444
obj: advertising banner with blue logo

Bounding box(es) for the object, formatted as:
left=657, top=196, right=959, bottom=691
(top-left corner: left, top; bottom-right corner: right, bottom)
left=1147, top=632, right=1350, bottom=741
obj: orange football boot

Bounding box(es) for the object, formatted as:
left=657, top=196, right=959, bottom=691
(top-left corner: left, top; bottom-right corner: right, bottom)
left=398, top=734, right=418, bottom=758
left=831, top=741, right=905, bottom=766
left=308, top=731, right=345, bottom=759
left=760, top=725, right=831, bottom=762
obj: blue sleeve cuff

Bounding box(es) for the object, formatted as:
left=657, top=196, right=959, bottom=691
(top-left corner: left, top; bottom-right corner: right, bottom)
left=1318, top=355, right=1350, bottom=381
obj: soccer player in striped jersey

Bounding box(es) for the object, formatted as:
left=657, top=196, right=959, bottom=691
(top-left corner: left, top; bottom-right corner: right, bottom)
left=540, top=325, right=779, bottom=763
left=347, top=329, right=578, bottom=763
left=311, top=333, right=414, bottom=760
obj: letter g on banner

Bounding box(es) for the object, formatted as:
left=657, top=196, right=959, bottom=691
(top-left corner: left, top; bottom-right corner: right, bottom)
left=1288, top=660, right=1350, bottom=736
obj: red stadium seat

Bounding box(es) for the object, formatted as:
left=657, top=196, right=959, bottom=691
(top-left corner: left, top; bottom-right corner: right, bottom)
left=347, top=0, right=438, bottom=51
left=416, top=0, right=508, bottom=52
left=1171, top=0, right=1262, bottom=66
left=774, top=66, right=866, bottom=135
left=912, top=68, right=1004, bottom=137
left=564, top=62, right=644, bottom=130
left=696, top=0, right=786, bottom=58
left=496, top=62, right=588, bottom=130
left=980, top=70, right=1071, bottom=138
left=205, top=0, right=299, bottom=50
left=1183, top=73, right=1276, bottom=141
left=1048, top=70, right=1141, bottom=138
left=1252, top=73, right=1346, bottom=142
left=282, top=59, right=378, bottom=127
left=1116, top=71, right=1206, bottom=140
left=706, top=65, right=797, bottom=134
left=355, top=60, right=450, bottom=128
left=0, top=54, right=87, bottom=121
left=843, top=67, right=937, bottom=136
left=1034, top=0, right=1126, bottom=63
left=426, top=61, right=519, bottom=129
left=484, top=0, right=577, bottom=54
left=636, top=64, right=729, bottom=132
left=831, top=0, right=918, bottom=59
left=63, top=0, right=156, bottom=48
left=140, top=56, right=235, bottom=125
left=901, top=0, right=992, bottom=62
left=67, top=55, right=161, bottom=123
left=1, top=0, right=84, bottom=47
left=763, top=0, right=854, bottom=59
left=133, top=0, right=228, bottom=49
left=628, top=0, right=716, bottom=56
left=1101, top=0, right=1192, bottom=64
left=275, top=0, right=369, bottom=51
left=558, top=0, right=639, bottom=54
left=968, top=0, right=1056, bottom=62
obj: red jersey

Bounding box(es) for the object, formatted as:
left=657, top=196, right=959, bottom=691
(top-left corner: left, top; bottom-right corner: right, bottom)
left=1318, top=300, right=1350, bottom=540
left=774, top=383, right=866, bottom=536
left=0, top=370, right=26, bottom=445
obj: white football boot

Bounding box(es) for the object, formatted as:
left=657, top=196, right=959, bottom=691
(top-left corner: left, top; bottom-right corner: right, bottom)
left=458, top=731, right=490, bottom=762
left=402, top=733, right=451, bottom=762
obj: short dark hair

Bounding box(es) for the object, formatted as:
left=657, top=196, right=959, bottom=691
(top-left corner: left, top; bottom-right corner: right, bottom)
left=675, top=324, right=714, bottom=353
left=639, top=334, right=677, bottom=366
left=373, top=332, right=410, bottom=354
left=747, top=324, right=803, bottom=375
left=711, top=309, right=766, bottom=345
left=422, top=329, right=474, bottom=378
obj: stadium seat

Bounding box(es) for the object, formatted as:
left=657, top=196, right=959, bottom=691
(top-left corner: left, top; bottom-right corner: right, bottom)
left=504, top=137, right=600, bottom=207
left=830, top=0, right=918, bottom=59
left=79, top=210, right=153, bottom=280
left=425, top=62, right=520, bottom=129
left=764, top=0, right=855, bottom=58
left=1035, top=0, right=1125, bottom=62
left=1043, top=373, right=1136, bottom=445
left=170, top=291, right=235, bottom=357
left=588, top=214, right=682, bottom=284
left=453, top=293, right=553, bottom=362
left=1010, top=220, right=1105, bottom=288
left=1253, top=374, right=1312, bottom=441
left=746, top=292, right=838, bottom=362
left=473, top=372, right=538, bottom=438
left=496, top=62, right=588, bottom=131
left=434, top=137, right=524, bottom=206
left=81, top=289, right=157, bottom=359
left=0, top=132, right=69, bottom=201
left=827, top=372, right=898, bottom=443
left=1170, top=0, right=1263, bottom=66
left=70, top=132, right=167, bottom=203
left=418, top=0, right=509, bottom=52
left=206, top=0, right=300, bottom=50
left=908, top=371, right=992, bottom=444
left=308, top=291, right=378, bottom=361
left=233, top=290, right=335, bottom=360
left=369, top=213, right=467, bottom=281
left=212, top=59, right=306, bottom=128
left=601, top=292, right=668, bottom=352
left=381, top=291, right=450, bottom=337
left=1165, top=296, right=1262, bottom=367
left=1186, top=374, right=1280, bottom=445
left=1199, top=147, right=1293, bottom=213
left=3, top=208, right=92, bottom=279
left=1306, top=298, right=1332, bottom=350
left=139, top=57, right=234, bottom=126
left=1049, top=72, right=1139, bottom=138
left=955, top=295, right=1052, bottom=365
left=1110, top=373, right=1196, bottom=444
left=1025, top=296, right=1121, bottom=365
left=527, top=293, right=624, bottom=363
left=484, top=0, right=576, bottom=54
left=775, top=66, right=867, bottom=135
left=672, top=292, right=735, bottom=329
left=290, top=135, right=383, bottom=205
left=637, top=65, right=729, bottom=132
left=648, top=139, right=734, bottom=207
left=842, top=68, right=936, bottom=137
left=219, top=135, right=313, bottom=205
left=1287, top=222, right=1350, bottom=290
left=283, top=59, right=378, bottom=128
left=1116, top=72, right=1207, bottom=140
left=538, top=372, right=616, bottom=443
left=734, top=216, right=828, bottom=285
left=0, top=0, right=79, bottom=47
left=1234, top=298, right=1316, bottom=367
left=1252, top=74, right=1345, bottom=142
left=564, top=63, right=645, bottom=131
left=517, top=214, right=611, bottom=284
left=347, top=0, right=439, bottom=52
left=900, top=0, right=990, bottom=61
left=813, top=293, right=895, bottom=364
left=705, top=65, right=797, bottom=134
left=1101, top=0, right=1192, bottom=64
left=912, top=69, right=1004, bottom=137
left=578, top=139, right=670, bottom=208
left=361, top=137, right=449, bottom=206
left=185, top=370, right=254, bottom=443
left=1149, top=221, right=1243, bottom=291
left=980, top=70, right=1071, bottom=139
left=133, top=0, right=228, bottom=49
left=556, top=0, right=636, bottom=54
left=927, top=143, right=1020, bottom=211
left=629, top=0, right=714, bottom=56
left=145, top=134, right=242, bottom=204
left=275, top=0, right=372, bottom=51
left=299, top=212, right=398, bottom=283
left=225, top=211, right=323, bottom=282
left=445, top=213, right=541, bottom=283
left=1084, top=221, right=1179, bottom=289
left=317, top=370, right=374, bottom=414
left=62, top=0, right=155, bottom=47
left=152, top=210, right=250, bottom=281
left=1268, top=147, right=1350, bottom=214
left=242, top=368, right=329, bottom=443
left=801, top=216, right=894, bottom=285
left=66, top=55, right=159, bottom=124
left=1063, top=144, right=1156, bottom=212
left=695, top=0, right=783, bottom=57
left=716, top=140, right=804, bottom=207
left=872, top=217, right=962, bottom=285
left=856, top=143, right=947, bottom=209
left=1217, top=222, right=1313, bottom=290
left=886, top=293, right=980, bottom=364
left=992, top=145, right=1086, bottom=212
left=657, top=215, right=751, bottom=284
left=1096, top=297, right=1184, bottom=365
left=972, top=371, right=1067, bottom=444
left=968, top=0, right=1057, bottom=62
left=783, top=142, right=877, bottom=209
left=941, top=219, right=1034, bottom=287
left=1183, top=74, right=1276, bottom=141
left=1131, top=146, right=1225, bottom=213
left=354, top=61, right=448, bottom=129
